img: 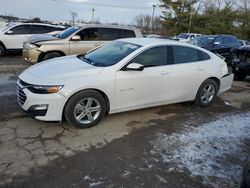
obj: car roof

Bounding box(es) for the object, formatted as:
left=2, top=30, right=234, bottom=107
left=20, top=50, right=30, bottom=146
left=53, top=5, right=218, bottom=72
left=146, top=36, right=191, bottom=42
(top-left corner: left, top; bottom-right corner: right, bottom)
left=118, top=37, right=197, bottom=47
left=13, top=22, right=65, bottom=28
left=79, top=24, right=137, bottom=30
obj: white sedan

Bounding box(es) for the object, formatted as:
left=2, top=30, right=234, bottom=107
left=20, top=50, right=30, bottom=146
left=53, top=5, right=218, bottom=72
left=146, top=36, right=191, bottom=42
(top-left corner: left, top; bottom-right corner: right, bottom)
left=17, top=38, right=233, bottom=128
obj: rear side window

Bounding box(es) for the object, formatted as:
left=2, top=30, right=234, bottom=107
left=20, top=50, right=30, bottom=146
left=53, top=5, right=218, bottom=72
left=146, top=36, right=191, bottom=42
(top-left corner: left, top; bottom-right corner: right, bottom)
left=173, top=46, right=210, bottom=64
left=99, top=28, right=135, bottom=40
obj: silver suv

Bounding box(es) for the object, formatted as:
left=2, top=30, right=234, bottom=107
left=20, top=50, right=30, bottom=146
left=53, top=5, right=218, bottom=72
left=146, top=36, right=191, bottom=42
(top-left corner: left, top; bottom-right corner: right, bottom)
left=23, top=24, right=143, bottom=63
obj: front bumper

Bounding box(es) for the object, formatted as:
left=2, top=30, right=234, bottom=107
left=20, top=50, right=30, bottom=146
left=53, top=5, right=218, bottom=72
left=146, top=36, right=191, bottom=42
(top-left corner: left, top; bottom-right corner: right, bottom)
left=23, top=48, right=42, bottom=64
left=218, top=73, right=234, bottom=94
left=16, top=81, right=67, bottom=121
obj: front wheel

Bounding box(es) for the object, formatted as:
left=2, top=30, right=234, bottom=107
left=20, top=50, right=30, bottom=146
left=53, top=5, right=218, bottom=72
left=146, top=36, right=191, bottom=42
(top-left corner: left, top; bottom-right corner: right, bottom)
left=0, top=45, right=5, bottom=57
left=42, top=52, right=62, bottom=61
left=194, top=79, right=218, bottom=107
left=64, top=90, right=106, bottom=128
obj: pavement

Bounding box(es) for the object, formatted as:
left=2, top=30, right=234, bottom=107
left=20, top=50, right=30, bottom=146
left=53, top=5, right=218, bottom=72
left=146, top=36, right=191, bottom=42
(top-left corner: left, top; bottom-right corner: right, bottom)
left=0, top=56, right=250, bottom=188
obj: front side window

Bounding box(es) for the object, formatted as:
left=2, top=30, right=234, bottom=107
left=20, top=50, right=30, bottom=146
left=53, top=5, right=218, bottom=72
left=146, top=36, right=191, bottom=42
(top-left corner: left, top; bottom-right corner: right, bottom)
left=173, top=46, right=210, bottom=64
left=78, top=41, right=141, bottom=67
left=77, top=28, right=99, bottom=41
left=214, top=37, right=222, bottom=45
left=130, top=46, right=167, bottom=68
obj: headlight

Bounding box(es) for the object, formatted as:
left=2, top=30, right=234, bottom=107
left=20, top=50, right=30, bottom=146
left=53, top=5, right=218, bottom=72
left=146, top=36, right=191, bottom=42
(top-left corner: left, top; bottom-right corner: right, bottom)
left=27, top=85, right=63, bottom=94
left=24, top=43, right=40, bottom=50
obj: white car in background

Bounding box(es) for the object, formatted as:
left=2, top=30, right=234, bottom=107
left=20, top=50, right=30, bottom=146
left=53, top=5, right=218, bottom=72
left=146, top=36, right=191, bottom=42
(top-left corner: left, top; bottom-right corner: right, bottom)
left=175, top=33, right=202, bottom=43
left=17, top=38, right=233, bottom=128
left=0, top=23, right=65, bottom=56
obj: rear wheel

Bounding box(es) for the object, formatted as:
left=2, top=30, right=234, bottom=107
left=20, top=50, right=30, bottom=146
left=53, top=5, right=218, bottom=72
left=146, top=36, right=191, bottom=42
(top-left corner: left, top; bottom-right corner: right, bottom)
left=42, top=52, right=62, bottom=61
left=194, top=79, right=218, bottom=107
left=64, top=90, right=106, bottom=128
left=0, top=45, right=5, bottom=57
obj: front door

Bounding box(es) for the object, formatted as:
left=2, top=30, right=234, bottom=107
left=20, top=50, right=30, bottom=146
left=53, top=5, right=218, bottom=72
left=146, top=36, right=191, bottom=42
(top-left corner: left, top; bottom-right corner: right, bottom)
left=115, top=46, right=171, bottom=112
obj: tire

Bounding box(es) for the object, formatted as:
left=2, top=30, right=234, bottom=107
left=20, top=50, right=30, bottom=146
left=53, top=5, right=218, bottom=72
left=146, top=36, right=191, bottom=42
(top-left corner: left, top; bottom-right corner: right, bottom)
left=64, top=90, right=106, bottom=128
left=234, top=72, right=247, bottom=81
left=42, top=52, right=62, bottom=61
left=194, top=79, right=218, bottom=107
left=0, top=45, right=5, bottom=57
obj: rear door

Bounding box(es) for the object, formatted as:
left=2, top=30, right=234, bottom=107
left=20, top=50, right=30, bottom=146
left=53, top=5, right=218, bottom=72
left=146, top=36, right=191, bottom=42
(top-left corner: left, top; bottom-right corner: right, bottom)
left=3, top=24, right=33, bottom=49
left=168, top=45, right=212, bottom=102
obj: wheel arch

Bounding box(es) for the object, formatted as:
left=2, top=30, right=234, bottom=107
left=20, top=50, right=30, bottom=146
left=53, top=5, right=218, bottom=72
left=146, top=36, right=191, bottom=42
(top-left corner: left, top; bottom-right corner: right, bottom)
left=0, top=41, right=6, bottom=49
left=62, top=88, right=110, bottom=119
left=38, top=50, right=66, bottom=62
left=207, top=77, right=221, bottom=93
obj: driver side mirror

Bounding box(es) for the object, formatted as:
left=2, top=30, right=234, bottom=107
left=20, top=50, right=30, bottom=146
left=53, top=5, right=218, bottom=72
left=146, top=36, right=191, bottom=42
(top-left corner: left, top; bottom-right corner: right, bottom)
left=71, top=35, right=81, bottom=41
left=5, top=30, right=14, bottom=35
left=125, top=63, right=144, bottom=71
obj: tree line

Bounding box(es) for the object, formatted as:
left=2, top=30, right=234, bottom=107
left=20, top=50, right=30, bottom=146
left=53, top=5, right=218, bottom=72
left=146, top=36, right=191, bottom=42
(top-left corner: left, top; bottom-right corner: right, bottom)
left=134, top=0, right=250, bottom=40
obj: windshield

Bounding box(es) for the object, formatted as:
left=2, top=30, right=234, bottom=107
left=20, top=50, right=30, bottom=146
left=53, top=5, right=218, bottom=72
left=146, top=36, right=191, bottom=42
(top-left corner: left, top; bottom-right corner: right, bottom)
left=192, top=36, right=215, bottom=46
left=78, top=41, right=141, bottom=67
left=57, top=26, right=79, bottom=39
left=177, top=33, right=189, bottom=39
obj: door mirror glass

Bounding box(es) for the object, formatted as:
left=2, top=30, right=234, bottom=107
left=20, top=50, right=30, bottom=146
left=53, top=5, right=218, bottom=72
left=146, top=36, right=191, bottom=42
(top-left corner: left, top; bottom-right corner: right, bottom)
left=71, top=35, right=81, bottom=41
left=6, top=30, right=14, bottom=35
left=125, top=63, right=144, bottom=71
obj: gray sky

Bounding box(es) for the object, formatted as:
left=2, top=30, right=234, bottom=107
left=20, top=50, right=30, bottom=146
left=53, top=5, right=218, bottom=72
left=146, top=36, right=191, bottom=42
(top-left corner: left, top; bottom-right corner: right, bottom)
left=0, top=0, right=162, bottom=24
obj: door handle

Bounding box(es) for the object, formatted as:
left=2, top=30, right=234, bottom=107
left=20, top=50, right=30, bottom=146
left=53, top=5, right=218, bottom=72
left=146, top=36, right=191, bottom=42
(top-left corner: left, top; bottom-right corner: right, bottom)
left=197, top=67, right=205, bottom=71
left=160, top=72, right=169, bottom=76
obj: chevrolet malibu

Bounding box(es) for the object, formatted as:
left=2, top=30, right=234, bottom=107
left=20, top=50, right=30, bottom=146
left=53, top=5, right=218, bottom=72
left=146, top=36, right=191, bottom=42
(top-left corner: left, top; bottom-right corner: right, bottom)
left=17, top=38, right=233, bottom=128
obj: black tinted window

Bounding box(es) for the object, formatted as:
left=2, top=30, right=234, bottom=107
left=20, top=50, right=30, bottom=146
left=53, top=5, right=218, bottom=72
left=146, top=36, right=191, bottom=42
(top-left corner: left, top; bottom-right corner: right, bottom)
left=122, top=29, right=136, bottom=38
left=130, top=46, right=167, bottom=67
left=10, top=25, right=32, bottom=34
left=222, top=36, right=231, bottom=45
left=173, top=46, right=210, bottom=64
left=99, top=28, right=135, bottom=40
left=214, top=37, right=222, bottom=44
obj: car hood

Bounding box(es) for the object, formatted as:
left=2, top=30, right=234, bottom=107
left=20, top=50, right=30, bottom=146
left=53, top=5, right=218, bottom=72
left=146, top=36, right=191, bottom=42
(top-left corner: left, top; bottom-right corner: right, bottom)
left=26, top=34, right=59, bottom=44
left=19, top=56, right=103, bottom=85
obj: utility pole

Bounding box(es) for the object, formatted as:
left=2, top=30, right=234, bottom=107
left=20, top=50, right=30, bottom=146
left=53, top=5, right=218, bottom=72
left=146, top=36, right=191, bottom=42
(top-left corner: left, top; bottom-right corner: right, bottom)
left=151, top=4, right=156, bottom=33
left=92, top=8, right=95, bottom=23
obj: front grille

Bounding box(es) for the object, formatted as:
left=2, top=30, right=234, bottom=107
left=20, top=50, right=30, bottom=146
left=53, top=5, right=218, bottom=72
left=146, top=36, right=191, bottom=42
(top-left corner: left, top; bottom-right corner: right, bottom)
left=16, top=82, right=27, bottom=106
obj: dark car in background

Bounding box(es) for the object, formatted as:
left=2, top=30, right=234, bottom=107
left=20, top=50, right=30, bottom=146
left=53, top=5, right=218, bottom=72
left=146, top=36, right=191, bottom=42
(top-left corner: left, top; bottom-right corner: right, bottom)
left=232, top=45, right=250, bottom=80
left=192, top=35, right=241, bottom=64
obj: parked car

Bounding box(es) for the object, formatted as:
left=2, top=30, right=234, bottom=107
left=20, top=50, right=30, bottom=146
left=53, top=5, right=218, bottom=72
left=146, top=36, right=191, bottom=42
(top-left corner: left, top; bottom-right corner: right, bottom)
left=0, top=23, right=65, bottom=56
left=17, top=38, right=233, bottom=128
left=239, top=40, right=250, bottom=46
left=241, top=162, right=250, bottom=188
left=174, top=33, right=202, bottom=43
left=22, top=24, right=143, bottom=64
left=232, top=45, right=250, bottom=80
left=192, top=35, right=241, bottom=64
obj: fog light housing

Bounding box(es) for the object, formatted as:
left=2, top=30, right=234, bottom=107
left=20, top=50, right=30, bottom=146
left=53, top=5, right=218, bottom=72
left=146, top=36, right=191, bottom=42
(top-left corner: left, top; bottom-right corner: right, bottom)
left=26, top=104, right=48, bottom=117
left=31, top=104, right=48, bottom=110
